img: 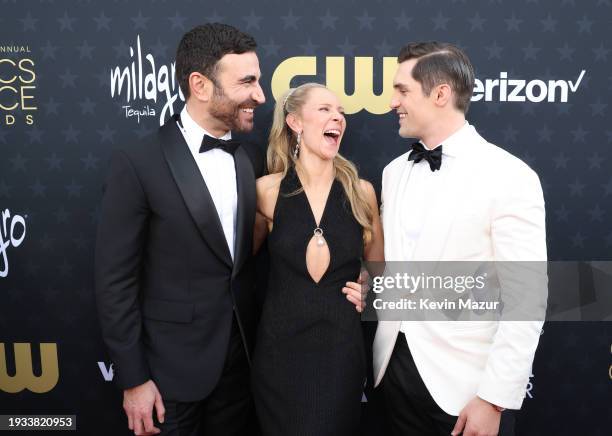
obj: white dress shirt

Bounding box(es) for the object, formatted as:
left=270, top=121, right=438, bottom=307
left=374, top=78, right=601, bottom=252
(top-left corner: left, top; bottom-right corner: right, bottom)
left=177, top=106, right=237, bottom=260
left=398, top=122, right=465, bottom=335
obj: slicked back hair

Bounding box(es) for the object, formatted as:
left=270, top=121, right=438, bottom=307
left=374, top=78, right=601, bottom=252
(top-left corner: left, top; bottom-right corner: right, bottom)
left=398, top=41, right=475, bottom=113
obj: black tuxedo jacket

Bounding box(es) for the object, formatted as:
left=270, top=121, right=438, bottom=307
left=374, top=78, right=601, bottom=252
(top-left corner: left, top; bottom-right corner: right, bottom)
left=94, top=115, right=264, bottom=402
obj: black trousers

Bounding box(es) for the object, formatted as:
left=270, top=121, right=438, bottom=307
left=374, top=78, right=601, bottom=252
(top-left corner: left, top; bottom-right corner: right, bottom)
left=380, top=333, right=515, bottom=436
left=156, top=316, right=256, bottom=436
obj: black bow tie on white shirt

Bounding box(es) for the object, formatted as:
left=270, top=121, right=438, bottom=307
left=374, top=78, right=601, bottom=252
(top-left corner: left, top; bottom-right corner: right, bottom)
left=199, top=135, right=239, bottom=155
left=408, top=141, right=443, bottom=172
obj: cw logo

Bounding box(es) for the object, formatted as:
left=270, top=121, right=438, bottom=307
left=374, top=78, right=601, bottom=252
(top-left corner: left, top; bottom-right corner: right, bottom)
left=0, top=343, right=59, bottom=393
left=271, top=56, right=397, bottom=114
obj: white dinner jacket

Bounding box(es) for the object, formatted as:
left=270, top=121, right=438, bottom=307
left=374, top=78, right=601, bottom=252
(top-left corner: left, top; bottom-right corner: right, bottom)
left=373, top=123, right=547, bottom=415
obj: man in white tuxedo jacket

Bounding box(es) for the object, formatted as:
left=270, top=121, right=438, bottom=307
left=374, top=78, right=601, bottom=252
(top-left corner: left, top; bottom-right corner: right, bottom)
left=373, top=42, right=547, bottom=436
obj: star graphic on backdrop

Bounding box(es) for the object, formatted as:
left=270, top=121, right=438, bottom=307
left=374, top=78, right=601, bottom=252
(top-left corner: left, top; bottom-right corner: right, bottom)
left=485, top=41, right=503, bottom=59
left=98, top=125, right=116, bottom=143
left=587, top=205, right=604, bottom=222
left=356, top=10, right=375, bottom=30
left=81, top=153, right=100, bottom=170
left=168, top=11, right=187, bottom=30
left=375, top=40, right=393, bottom=58
left=299, top=39, right=319, bottom=54
left=281, top=10, right=300, bottom=30
left=45, top=153, right=64, bottom=170
left=557, top=43, right=575, bottom=61
left=58, top=259, right=74, bottom=277
left=94, top=11, right=111, bottom=31
left=358, top=124, right=374, bottom=142
left=151, top=38, right=169, bottom=57
left=570, top=126, right=588, bottom=142
left=431, top=11, right=450, bottom=31
left=54, top=207, right=70, bottom=224
left=571, top=232, right=585, bottom=248
left=134, top=124, right=153, bottom=140
left=537, top=125, right=552, bottom=142
left=113, top=40, right=130, bottom=59
left=79, top=97, right=96, bottom=115
left=568, top=178, right=586, bottom=196
left=39, top=234, right=56, bottom=251
left=205, top=11, right=225, bottom=23
left=522, top=42, right=541, bottom=60
left=20, top=12, right=38, bottom=31
left=242, top=11, right=263, bottom=30
left=592, top=43, right=609, bottom=61
left=0, top=130, right=8, bottom=144
left=394, top=11, right=413, bottom=30
left=602, top=178, right=612, bottom=196
left=77, top=40, right=95, bottom=59
left=337, top=38, right=357, bottom=56
left=554, top=204, right=569, bottom=222
left=587, top=152, right=603, bottom=169
left=505, top=13, right=523, bottom=31
left=576, top=15, right=593, bottom=33
left=30, top=180, right=47, bottom=197
left=65, top=180, right=83, bottom=197
left=502, top=125, right=519, bottom=143
left=467, top=12, right=486, bottom=31
left=41, top=40, right=59, bottom=59
left=59, top=69, right=78, bottom=88
left=320, top=10, right=338, bottom=30
left=589, top=99, right=607, bottom=116
left=58, top=11, right=76, bottom=31
left=0, top=181, right=11, bottom=198
left=131, top=11, right=151, bottom=30
left=25, top=127, right=43, bottom=144
left=63, top=125, right=81, bottom=143
left=556, top=102, right=573, bottom=115
left=262, top=38, right=281, bottom=57
left=540, top=14, right=558, bottom=32
left=554, top=151, right=569, bottom=169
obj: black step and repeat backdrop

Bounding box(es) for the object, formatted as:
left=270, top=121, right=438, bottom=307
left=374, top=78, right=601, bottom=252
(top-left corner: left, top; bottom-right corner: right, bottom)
left=1, top=0, right=611, bottom=435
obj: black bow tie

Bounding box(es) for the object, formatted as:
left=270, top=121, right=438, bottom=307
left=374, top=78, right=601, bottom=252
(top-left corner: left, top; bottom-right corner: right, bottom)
left=408, top=141, right=443, bottom=172
left=199, top=135, right=239, bottom=155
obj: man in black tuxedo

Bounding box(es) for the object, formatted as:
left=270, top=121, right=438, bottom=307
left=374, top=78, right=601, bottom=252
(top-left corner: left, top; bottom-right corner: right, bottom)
left=95, top=23, right=265, bottom=436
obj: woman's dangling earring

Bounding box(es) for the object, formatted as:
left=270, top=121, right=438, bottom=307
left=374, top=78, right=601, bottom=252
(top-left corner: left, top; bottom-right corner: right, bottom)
left=293, top=132, right=301, bottom=159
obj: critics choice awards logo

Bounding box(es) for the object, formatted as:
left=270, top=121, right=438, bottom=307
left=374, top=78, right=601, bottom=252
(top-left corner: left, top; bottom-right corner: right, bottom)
left=0, top=44, right=36, bottom=126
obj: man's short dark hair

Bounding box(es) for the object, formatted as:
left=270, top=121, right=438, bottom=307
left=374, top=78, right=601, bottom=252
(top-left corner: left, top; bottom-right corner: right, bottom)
left=398, top=42, right=475, bottom=113
left=175, top=23, right=257, bottom=99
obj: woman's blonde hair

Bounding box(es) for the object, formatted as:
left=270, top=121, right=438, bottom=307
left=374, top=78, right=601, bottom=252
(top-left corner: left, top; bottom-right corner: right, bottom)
left=267, top=82, right=373, bottom=243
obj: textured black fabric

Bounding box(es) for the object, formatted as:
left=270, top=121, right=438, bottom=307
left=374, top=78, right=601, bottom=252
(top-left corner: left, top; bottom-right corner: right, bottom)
left=251, top=167, right=366, bottom=436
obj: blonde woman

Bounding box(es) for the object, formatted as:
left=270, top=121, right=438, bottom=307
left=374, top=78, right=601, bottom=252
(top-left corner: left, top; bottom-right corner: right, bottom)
left=251, top=83, right=384, bottom=435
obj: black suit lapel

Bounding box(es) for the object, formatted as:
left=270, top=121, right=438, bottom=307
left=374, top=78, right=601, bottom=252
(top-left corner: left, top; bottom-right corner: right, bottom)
left=232, top=146, right=256, bottom=277
left=159, top=115, right=233, bottom=268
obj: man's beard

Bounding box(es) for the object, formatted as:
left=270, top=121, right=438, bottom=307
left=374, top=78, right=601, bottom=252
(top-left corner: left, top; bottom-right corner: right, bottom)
left=209, top=85, right=254, bottom=133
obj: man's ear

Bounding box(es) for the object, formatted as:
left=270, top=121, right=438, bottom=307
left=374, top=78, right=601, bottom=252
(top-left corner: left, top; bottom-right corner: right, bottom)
left=188, top=72, right=214, bottom=103
left=285, top=113, right=302, bottom=135
left=433, top=83, right=452, bottom=108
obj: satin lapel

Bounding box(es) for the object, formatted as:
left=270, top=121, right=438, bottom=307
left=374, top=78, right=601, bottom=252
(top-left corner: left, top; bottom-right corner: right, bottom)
left=232, top=146, right=256, bottom=277
left=159, top=115, right=233, bottom=268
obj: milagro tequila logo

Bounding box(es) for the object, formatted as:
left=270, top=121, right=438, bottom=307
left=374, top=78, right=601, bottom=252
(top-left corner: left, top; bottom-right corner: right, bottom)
left=110, top=35, right=183, bottom=125
left=0, top=209, right=26, bottom=278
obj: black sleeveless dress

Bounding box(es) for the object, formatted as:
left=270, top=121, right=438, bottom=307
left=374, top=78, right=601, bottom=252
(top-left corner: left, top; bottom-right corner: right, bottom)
left=251, top=167, right=366, bottom=436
